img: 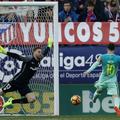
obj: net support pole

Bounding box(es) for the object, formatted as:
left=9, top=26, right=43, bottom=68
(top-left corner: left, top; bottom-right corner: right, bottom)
left=53, top=2, right=59, bottom=116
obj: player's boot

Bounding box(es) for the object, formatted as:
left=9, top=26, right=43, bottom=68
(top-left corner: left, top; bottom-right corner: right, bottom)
left=2, top=97, right=14, bottom=108
left=114, top=106, right=120, bottom=116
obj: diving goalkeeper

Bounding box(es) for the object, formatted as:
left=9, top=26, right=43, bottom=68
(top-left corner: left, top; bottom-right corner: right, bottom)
left=0, top=38, right=53, bottom=108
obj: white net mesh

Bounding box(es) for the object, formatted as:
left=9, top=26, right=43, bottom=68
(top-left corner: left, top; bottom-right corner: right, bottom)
left=0, top=4, right=54, bottom=115
left=0, top=6, right=53, bottom=22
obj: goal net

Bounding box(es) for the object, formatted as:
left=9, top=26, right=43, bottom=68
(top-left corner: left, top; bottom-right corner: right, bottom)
left=0, top=2, right=59, bottom=116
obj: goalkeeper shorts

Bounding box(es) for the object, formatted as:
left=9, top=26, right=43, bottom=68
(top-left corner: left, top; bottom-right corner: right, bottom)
left=2, top=81, right=32, bottom=96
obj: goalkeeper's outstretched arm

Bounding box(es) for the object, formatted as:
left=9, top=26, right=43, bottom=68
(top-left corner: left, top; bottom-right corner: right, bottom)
left=0, top=38, right=53, bottom=62
left=7, top=52, right=29, bottom=62
left=0, top=46, right=29, bottom=62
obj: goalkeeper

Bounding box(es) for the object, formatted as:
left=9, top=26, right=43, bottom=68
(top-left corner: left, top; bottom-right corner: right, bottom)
left=0, top=38, right=53, bottom=108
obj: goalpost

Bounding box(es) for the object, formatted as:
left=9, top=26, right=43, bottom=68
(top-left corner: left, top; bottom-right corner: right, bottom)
left=0, top=2, right=59, bottom=116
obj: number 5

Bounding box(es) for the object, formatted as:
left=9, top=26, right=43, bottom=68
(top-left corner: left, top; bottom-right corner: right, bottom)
left=109, top=22, right=119, bottom=42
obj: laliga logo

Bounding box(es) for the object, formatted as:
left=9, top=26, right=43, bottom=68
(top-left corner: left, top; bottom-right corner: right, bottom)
left=0, top=48, right=22, bottom=83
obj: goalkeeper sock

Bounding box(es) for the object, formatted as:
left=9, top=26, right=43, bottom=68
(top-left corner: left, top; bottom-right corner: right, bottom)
left=113, top=97, right=120, bottom=108
left=12, top=98, right=28, bottom=104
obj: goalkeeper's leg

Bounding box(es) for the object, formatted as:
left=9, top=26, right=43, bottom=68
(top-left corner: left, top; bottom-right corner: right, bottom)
left=0, top=81, right=17, bottom=95
left=13, top=92, right=36, bottom=104
left=3, top=84, right=36, bottom=108
left=3, top=92, right=36, bottom=108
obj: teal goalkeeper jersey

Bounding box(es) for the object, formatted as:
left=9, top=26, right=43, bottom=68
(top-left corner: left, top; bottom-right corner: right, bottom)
left=101, top=54, right=120, bottom=79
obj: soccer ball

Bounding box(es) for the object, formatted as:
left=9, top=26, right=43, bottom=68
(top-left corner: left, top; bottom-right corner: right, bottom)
left=71, top=95, right=81, bottom=105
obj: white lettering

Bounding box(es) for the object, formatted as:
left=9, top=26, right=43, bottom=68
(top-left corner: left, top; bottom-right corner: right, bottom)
left=77, top=23, right=90, bottom=42
left=93, top=22, right=103, bottom=42
left=20, top=23, right=32, bottom=42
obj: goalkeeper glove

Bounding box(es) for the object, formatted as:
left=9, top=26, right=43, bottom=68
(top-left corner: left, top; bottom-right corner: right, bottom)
left=0, top=46, right=7, bottom=54
left=47, top=37, right=53, bottom=48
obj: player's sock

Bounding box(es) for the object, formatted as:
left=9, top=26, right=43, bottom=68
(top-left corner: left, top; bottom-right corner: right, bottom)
left=114, top=106, right=120, bottom=116
left=92, top=91, right=100, bottom=103
left=113, top=97, right=120, bottom=116
left=12, top=98, right=28, bottom=104
left=113, top=97, right=120, bottom=108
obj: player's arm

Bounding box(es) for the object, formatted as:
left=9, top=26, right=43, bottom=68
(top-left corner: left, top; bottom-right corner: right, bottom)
left=41, top=37, right=53, bottom=58
left=0, top=46, right=29, bottom=62
left=84, top=56, right=102, bottom=75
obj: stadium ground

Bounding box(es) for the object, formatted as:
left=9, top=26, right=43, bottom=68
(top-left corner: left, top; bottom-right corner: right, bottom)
left=0, top=115, right=120, bottom=120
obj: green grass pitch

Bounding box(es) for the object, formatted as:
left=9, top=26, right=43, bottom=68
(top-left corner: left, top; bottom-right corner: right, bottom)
left=0, top=115, right=120, bottom=120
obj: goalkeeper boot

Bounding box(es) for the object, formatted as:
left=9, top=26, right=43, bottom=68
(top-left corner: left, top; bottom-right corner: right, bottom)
left=114, top=106, right=120, bottom=116
left=3, top=97, right=14, bottom=108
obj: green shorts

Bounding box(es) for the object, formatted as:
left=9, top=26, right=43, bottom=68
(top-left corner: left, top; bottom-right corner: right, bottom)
left=94, top=80, right=118, bottom=96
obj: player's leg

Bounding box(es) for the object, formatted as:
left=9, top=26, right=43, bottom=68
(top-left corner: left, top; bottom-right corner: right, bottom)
left=0, top=82, right=12, bottom=95
left=2, top=81, right=19, bottom=108
left=107, top=82, right=119, bottom=108
left=21, top=85, right=36, bottom=103
left=3, top=85, right=36, bottom=108
left=113, top=95, right=120, bottom=109
left=107, top=81, right=120, bottom=116
left=1, top=81, right=17, bottom=95
left=10, top=86, right=36, bottom=104
left=92, top=81, right=105, bottom=103
left=12, top=92, right=36, bottom=104
left=3, top=97, right=30, bottom=108
left=12, top=97, right=29, bottom=104
left=25, top=92, right=36, bottom=103
left=13, top=85, right=36, bottom=104
left=113, top=95, right=120, bottom=116
left=92, top=87, right=103, bottom=103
